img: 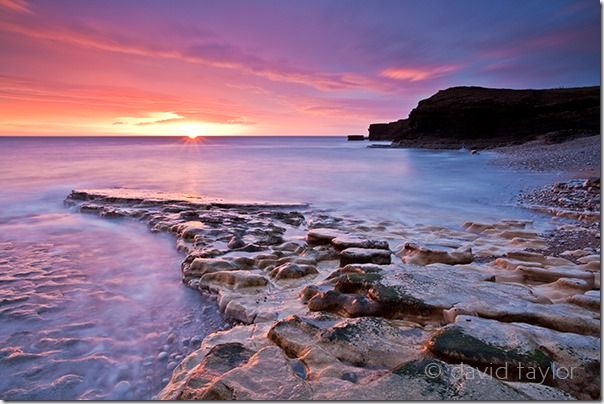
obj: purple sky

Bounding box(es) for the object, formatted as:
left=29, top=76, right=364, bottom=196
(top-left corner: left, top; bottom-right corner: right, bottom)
left=0, top=0, right=600, bottom=135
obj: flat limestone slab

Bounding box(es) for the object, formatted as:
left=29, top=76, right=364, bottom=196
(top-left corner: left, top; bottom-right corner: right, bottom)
left=428, top=315, right=600, bottom=399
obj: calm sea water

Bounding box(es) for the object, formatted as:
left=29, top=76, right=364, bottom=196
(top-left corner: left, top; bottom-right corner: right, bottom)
left=0, top=136, right=557, bottom=399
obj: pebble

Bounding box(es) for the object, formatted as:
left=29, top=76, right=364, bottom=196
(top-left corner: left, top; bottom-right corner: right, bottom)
left=167, top=361, right=177, bottom=370
left=113, top=380, right=131, bottom=398
left=157, top=351, right=168, bottom=361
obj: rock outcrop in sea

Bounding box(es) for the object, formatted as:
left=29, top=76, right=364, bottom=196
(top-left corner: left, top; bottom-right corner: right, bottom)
left=64, top=188, right=600, bottom=400
left=368, top=86, right=599, bottom=148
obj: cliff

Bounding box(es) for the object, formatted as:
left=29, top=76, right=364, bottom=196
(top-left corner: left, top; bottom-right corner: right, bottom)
left=368, top=86, right=600, bottom=148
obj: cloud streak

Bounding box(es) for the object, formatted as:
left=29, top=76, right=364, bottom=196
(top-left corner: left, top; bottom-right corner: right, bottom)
left=0, top=0, right=31, bottom=14
left=380, top=65, right=461, bottom=82
left=0, top=16, right=385, bottom=92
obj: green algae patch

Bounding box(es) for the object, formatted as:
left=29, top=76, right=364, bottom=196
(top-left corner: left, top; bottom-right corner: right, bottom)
left=428, top=326, right=553, bottom=381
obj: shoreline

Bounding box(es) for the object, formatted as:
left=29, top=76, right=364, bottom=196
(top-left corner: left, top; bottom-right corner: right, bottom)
left=495, top=135, right=600, bottom=256
left=63, top=152, right=601, bottom=401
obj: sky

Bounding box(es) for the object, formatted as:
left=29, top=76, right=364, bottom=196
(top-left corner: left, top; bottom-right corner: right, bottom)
left=0, top=0, right=600, bottom=136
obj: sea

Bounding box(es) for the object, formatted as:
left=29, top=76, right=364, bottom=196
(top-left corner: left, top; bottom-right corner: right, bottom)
left=0, top=136, right=560, bottom=399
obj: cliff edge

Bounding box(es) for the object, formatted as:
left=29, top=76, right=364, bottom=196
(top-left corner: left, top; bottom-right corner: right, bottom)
left=368, top=86, right=600, bottom=148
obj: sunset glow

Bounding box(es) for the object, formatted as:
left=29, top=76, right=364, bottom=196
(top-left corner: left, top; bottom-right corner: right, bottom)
left=0, top=0, right=599, bottom=136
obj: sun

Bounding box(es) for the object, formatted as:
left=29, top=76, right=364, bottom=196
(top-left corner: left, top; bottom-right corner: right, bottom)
left=187, top=134, right=198, bottom=139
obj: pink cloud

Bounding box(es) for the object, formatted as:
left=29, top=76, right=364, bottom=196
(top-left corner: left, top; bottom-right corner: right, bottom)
left=0, top=16, right=386, bottom=93
left=380, top=65, right=460, bottom=82
left=0, top=0, right=31, bottom=14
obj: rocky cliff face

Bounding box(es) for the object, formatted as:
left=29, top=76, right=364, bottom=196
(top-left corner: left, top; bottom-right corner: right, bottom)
left=368, top=86, right=600, bottom=148
left=367, top=119, right=409, bottom=140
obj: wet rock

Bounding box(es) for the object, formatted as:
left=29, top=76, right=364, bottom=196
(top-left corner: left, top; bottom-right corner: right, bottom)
left=233, top=256, right=255, bottom=269
left=66, top=189, right=600, bottom=400
left=312, top=265, right=492, bottom=320
left=199, top=271, right=269, bottom=290
left=312, top=264, right=599, bottom=335
left=269, top=263, right=319, bottom=280
left=184, top=258, right=239, bottom=280
left=331, top=237, right=389, bottom=251
left=313, top=358, right=572, bottom=400
left=227, top=236, right=246, bottom=250
left=307, top=290, right=382, bottom=317
left=268, top=315, right=427, bottom=372
left=339, top=248, right=391, bottom=266
left=306, top=228, right=341, bottom=245
left=516, top=265, right=595, bottom=285
left=157, top=351, right=168, bottom=361
left=449, top=299, right=600, bottom=336
left=198, top=346, right=312, bottom=400
left=533, top=278, right=592, bottom=302
left=173, top=342, right=256, bottom=400
left=298, top=285, right=322, bottom=303
left=273, top=240, right=306, bottom=253
left=175, top=221, right=206, bottom=241
left=275, top=256, right=317, bottom=266
left=112, top=380, right=131, bottom=399
left=428, top=315, right=600, bottom=399
left=565, top=290, right=600, bottom=311
left=398, top=242, right=473, bottom=265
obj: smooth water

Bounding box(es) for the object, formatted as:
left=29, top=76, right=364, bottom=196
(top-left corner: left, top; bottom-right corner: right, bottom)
left=0, top=136, right=557, bottom=399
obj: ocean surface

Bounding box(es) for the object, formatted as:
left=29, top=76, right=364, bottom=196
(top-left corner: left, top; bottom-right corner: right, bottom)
left=0, top=136, right=559, bottom=399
